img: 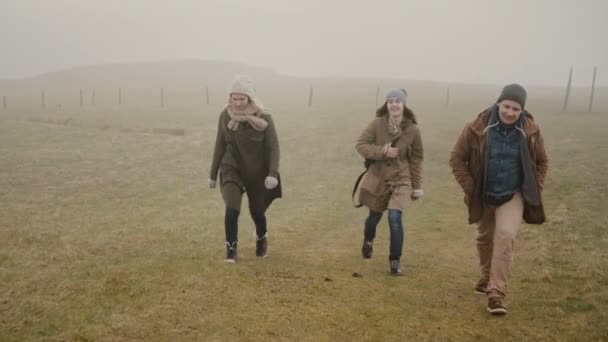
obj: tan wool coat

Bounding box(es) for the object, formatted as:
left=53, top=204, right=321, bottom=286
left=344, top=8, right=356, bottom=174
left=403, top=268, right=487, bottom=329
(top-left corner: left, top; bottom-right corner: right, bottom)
left=356, top=116, right=423, bottom=212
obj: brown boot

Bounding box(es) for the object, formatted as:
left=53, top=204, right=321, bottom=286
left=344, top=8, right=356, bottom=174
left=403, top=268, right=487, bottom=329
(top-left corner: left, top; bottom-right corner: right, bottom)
left=474, top=278, right=488, bottom=295
left=487, top=296, right=507, bottom=315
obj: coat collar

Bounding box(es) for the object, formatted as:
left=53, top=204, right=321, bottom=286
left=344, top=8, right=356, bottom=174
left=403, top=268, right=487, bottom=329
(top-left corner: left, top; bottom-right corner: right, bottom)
left=469, top=106, right=540, bottom=137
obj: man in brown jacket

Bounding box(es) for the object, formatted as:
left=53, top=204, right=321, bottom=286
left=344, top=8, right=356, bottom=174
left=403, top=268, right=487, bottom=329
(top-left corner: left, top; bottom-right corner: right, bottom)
left=449, top=84, right=548, bottom=315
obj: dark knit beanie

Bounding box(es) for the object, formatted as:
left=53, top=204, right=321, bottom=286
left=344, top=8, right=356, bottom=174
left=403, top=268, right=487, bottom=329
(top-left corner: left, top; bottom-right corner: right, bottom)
left=496, top=83, right=528, bottom=109
left=497, top=83, right=527, bottom=108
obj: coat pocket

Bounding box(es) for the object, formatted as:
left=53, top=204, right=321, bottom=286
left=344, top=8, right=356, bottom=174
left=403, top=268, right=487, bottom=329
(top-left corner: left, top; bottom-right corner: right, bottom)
left=242, top=129, right=265, bottom=142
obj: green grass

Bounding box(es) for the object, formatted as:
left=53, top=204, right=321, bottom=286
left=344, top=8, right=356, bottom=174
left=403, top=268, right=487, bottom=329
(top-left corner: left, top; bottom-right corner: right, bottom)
left=0, top=94, right=607, bottom=341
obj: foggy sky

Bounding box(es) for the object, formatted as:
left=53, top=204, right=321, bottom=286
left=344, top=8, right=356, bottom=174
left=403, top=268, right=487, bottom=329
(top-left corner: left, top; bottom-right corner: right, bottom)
left=1, top=0, right=607, bottom=85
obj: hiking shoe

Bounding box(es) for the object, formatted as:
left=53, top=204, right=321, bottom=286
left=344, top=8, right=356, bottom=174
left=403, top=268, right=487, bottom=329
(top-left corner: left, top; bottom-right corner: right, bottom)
left=224, top=242, right=237, bottom=263
left=487, top=297, right=507, bottom=315
left=361, top=240, right=373, bottom=259
left=389, top=259, right=403, bottom=276
left=256, top=235, right=268, bottom=257
left=475, top=279, right=488, bottom=295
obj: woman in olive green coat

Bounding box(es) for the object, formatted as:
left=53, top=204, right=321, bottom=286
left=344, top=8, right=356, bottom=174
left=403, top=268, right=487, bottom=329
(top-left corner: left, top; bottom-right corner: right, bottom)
left=209, top=76, right=281, bottom=263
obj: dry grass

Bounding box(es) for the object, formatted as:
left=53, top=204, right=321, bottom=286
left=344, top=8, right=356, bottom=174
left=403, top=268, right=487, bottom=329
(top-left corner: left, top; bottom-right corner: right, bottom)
left=0, top=85, right=607, bottom=341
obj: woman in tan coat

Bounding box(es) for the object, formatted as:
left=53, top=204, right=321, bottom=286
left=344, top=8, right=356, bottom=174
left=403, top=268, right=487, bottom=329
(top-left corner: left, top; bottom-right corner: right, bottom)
left=355, top=89, right=424, bottom=275
left=209, top=76, right=281, bottom=263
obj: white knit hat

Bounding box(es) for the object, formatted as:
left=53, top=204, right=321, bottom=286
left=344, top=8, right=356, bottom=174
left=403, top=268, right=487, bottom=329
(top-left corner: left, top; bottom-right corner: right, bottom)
left=230, top=75, right=255, bottom=98
left=229, top=75, right=263, bottom=110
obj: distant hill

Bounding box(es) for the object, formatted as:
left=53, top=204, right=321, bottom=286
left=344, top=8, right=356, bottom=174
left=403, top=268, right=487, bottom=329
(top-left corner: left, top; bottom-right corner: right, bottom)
left=0, top=60, right=605, bottom=112
left=0, top=60, right=281, bottom=91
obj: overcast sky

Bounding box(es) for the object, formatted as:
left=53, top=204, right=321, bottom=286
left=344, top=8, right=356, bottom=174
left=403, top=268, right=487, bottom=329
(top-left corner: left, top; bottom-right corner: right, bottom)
left=1, top=0, right=607, bottom=85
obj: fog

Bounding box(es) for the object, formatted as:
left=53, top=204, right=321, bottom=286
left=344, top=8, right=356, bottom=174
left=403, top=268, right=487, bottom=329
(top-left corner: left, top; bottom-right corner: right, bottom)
left=1, top=0, right=607, bottom=85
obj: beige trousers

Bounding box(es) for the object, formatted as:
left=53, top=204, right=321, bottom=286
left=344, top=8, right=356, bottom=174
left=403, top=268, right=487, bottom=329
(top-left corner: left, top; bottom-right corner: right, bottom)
left=476, top=192, right=524, bottom=298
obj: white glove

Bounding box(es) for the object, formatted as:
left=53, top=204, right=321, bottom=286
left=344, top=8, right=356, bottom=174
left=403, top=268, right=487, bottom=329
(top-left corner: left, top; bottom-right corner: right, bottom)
left=208, top=179, right=217, bottom=189
left=411, top=188, right=424, bottom=200
left=264, top=176, right=278, bottom=190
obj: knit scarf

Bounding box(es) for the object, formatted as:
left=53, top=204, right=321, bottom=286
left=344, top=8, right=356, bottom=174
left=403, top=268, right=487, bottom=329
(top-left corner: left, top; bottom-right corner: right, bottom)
left=385, top=114, right=407, bottom=138
left=226, top=103, right=268, bottom=131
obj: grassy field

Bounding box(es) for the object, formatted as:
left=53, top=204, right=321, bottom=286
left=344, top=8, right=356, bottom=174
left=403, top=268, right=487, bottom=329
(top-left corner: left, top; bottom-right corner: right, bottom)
left=1, top=84, right=607, bottom=341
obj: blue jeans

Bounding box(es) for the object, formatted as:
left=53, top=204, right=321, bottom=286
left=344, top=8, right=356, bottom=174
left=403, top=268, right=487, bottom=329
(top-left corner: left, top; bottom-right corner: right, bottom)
left=364, top=209, right=404, bottom=260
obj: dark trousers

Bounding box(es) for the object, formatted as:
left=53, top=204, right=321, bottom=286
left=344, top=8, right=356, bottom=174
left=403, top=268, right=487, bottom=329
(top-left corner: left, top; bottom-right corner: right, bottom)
left=223, top=183, right=267, bottom=244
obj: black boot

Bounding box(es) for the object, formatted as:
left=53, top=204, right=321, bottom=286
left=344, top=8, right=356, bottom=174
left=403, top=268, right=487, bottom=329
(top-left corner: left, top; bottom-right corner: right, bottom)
left=389, top=257, right=403, bottom=276
left=224, top=241, right=238, bottom=263
left=256, top=234, right=268, bottom=257
left=361, top=239, right=373, bottom=259
left=224, top=207, right=239, bottom=263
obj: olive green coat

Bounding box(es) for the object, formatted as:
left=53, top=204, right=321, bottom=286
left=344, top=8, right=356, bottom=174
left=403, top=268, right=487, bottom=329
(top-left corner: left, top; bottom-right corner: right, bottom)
left=210, top=110, right=281, bottom=208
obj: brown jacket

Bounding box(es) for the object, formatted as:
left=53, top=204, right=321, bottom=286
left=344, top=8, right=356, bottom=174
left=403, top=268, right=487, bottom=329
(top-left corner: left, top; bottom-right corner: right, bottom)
left=449, top=108, right=548, bottom=224
left=356, top=116, right=423, bottom=212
